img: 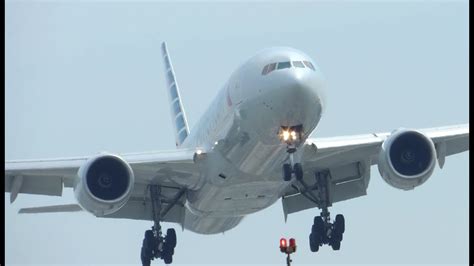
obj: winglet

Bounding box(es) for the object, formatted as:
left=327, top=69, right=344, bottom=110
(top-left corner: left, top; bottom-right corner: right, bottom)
left=161, top=42, right=190, bottom=147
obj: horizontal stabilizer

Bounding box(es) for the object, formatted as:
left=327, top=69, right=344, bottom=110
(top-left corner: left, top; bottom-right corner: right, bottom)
left=19, top=204, right=83, bottom=214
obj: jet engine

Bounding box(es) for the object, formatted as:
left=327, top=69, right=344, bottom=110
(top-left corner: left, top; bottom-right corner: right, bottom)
left=74, top=153, right=135, bottom=216
left=377, top=129, right=437, bottom=190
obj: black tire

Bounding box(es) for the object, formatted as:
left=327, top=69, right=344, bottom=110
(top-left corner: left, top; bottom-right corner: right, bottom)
left=313, top=216, right=324, bottom=232
left=309, top=233, right=319, bottom=252
left=294, top=163, right=303, bottom=180
left=331, top=239, right=341, bottom=250
left=312, top=216, right=324, bottom=244
left=141, top=247, right=151, bottom=266
left=283, top=163, right=292, bottom=181
left=144, top=230, right=155, bottom=248
left=166, top=228, right=177, bottom=248
left=142, top=230, right=155, bottom=258
left=162, top=243, right=173, bottom=264
left=334, top=214, right=345, bottom=234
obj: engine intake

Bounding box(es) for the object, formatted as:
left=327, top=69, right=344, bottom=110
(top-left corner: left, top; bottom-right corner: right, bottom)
left=74, top=153, right=134, bottom=216
left=377, top=129, right=437, bottom=190
left=86, top=156, right=130, bottom=201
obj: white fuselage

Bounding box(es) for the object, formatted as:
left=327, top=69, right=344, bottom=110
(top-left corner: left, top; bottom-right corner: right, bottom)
left=178, top=47, right=325, bottom=234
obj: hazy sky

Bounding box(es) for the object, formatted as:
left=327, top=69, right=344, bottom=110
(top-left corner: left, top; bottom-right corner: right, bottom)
left=5, top=1, right=468, bottom=265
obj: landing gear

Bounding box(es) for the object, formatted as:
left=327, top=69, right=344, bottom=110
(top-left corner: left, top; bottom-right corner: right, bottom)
left=282, top=142, right=304, bottom=181
left=280, top=125, right=304, bottom=182
left=140, top=185, right=178, bottom=265
left=307, top=170, right=345, bottom=252
left=309, top=213, right=345, bottom=251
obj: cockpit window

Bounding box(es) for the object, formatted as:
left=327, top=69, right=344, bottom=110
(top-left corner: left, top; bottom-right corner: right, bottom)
left=261, top=60, right=314, bottom=75
left=277, top=61, right=291, bottom=69
left=303, top=61, right=315, bottom=70
left=267, top=63, right=277, bottom=73
left=293, top=61, right=305, bottom=68
left=262, top=63, right=277, bottom=75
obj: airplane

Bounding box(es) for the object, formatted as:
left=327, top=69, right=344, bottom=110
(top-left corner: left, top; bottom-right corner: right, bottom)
left=5, top=42, right=469, bottom=265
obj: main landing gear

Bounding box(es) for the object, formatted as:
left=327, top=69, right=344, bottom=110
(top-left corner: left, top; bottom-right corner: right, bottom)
left=141, top=185, right=177, bottom=265
left=283, top=159, right=346, bottom=252
left=308, top=170, right=345, bottom=252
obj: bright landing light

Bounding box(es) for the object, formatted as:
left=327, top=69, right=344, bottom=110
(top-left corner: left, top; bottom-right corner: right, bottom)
left=290, top=131, right=297, bottom=140
left=280, top=130, right=298, bottom=142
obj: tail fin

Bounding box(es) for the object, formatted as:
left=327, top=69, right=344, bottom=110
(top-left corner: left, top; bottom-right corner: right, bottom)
left=161, top=42, right=190, bottom=147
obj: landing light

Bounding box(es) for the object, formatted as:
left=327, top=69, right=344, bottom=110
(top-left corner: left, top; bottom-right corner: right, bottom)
left=196, top=149, right=202, bottom=155
left=280, top=130, right=299, bottom=143
left=290, top=131, right=297, bottom=140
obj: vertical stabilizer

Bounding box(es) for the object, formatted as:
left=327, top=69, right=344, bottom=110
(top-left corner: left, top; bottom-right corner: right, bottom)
left=161, top=42, right=190, bottom=147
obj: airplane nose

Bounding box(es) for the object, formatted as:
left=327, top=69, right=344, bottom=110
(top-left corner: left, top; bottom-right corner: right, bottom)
left=236, top=67, right=325, bottom=146
left=265, top=69, right=325, bottom=114
left=249, top=69, right=325, bottom=139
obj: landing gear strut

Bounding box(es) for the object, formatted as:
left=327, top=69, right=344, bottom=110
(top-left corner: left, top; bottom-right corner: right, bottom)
left=141, top=185, right=178, bottom=265
left=308, top=170, right=345, bottom=252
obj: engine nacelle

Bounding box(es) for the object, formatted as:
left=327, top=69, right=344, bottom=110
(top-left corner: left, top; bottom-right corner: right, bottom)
left=74, top=153, right=134, bottom=216
left=377, top=129, right=437, bottom=190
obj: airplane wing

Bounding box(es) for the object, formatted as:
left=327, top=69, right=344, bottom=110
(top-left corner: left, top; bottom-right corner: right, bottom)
left=5, top=148, right=200, bottom=225
left=281, top=124, right=469, bottom=218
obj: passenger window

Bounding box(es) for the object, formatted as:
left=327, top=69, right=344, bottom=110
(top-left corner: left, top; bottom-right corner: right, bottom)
left=303, top=61, right=315, bottom=70
left=277, top=61, right=291, bottom=69
left=293, top=61, right=305, bottom=68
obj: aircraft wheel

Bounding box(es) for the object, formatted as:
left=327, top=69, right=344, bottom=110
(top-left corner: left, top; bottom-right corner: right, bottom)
left=334, top=214, right=345, bottom=234
left=141, top=231, right=154, bottom=266
left=141, top=247, right=152, bottom=266
left=283, top=163, right=292, bottom=181
left=166, top=228, right=177, bottom=248
left=294, top=163, right=303, bottom=180
left=312, top=216, right=324, bottom=244
left=309, top=233, right=319, bottom=252
left=330, top=238, right=341, bottom=250
left=162, top=242, right=173, bottom=264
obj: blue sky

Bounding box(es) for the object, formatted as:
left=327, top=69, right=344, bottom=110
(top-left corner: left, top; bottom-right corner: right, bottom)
left=5, top=1, right=468, bottom=265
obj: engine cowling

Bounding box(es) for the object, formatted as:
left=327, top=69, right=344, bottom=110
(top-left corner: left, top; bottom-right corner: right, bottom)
left=74, top=153, right=134, bottom=216
left=377, top=129, right=437, bottom=190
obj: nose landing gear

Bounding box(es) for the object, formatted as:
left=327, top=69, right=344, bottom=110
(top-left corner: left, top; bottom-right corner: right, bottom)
left=280, top=125, right=304, bottom=182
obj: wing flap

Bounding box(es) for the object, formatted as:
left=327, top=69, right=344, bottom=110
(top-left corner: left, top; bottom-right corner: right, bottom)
left=19, top=204, right=83, bottom=214
left=5, top=174, right=64, bottom=201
